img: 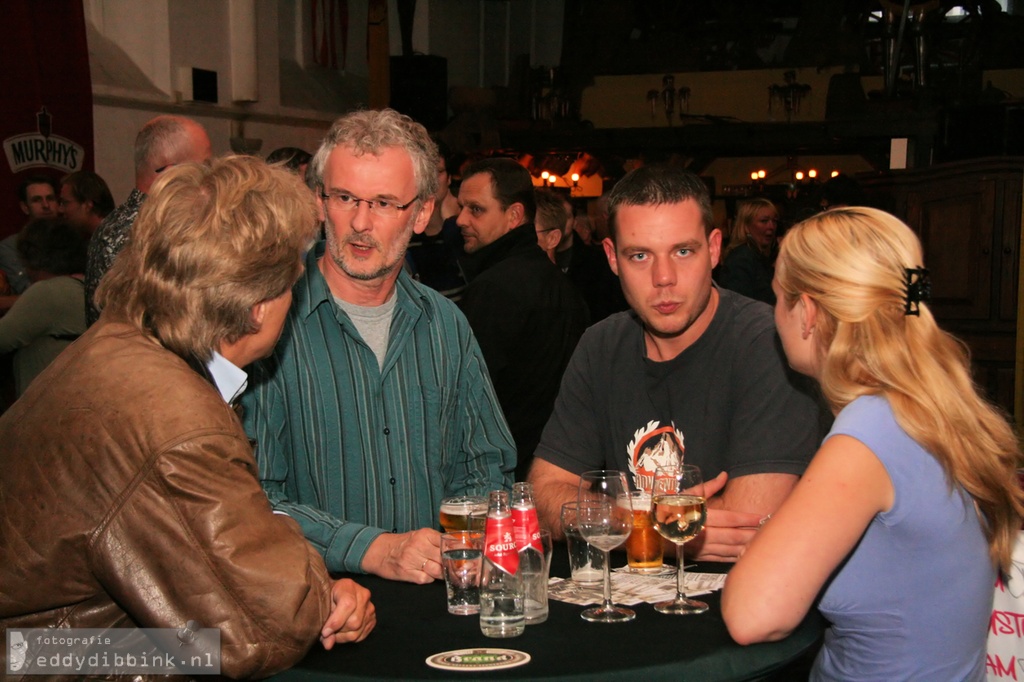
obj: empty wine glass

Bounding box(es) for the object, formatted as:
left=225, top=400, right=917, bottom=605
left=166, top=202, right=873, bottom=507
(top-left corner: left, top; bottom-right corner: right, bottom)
left=577, top=470, right=634, bottom=623
left=650, top=464, right=708, bottom=615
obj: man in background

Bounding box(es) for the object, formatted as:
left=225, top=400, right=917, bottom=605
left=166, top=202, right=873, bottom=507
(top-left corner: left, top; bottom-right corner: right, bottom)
left=84, top=114, right=212, bottom=324
left=0, top=176, right=59, bottom=300
left=405, top=141, right=467, bottom=299
left=456, top=158, right=589, bottom=480
left=535, top=188, right=628, bottom=323
left=58, top=170, right=115, bottom=236
left=533, top=188, right=570, bottom=263
left=267, top=146, right=312, bottom=177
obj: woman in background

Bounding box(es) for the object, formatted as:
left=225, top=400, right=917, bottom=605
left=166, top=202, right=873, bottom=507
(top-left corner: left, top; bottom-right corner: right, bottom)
left=722, top=207, right=1024, bottom=681
left=718, top=197, right=779, bottom=304
left=0, top=218, right=87, bottom=396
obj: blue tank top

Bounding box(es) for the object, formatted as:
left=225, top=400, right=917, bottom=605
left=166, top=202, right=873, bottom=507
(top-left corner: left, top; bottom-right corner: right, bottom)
left=812, top=395, right=993, bottom=681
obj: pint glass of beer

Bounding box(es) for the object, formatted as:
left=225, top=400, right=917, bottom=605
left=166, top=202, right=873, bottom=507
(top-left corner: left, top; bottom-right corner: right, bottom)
left=622, top=490, right=663, bottom=573
left=440, top=496, right=488, bottom=532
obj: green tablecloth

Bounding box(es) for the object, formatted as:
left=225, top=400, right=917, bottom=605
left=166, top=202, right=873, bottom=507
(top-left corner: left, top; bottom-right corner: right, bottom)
left=269, top=547, right=823, bottom=681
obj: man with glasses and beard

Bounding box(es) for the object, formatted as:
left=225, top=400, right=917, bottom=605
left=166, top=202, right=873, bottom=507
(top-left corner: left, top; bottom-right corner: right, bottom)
left=243, top=109, right=514, bottom=585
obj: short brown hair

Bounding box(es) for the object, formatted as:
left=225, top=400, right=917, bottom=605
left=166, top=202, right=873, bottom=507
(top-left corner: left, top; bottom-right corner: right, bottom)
left=60, top=170, right=115, bottom=219
left=534, top=188, right=569, bottom=234
left=462, top=158, right=536, bottom=224
left=97, top=155, right=318, bottom=361
left=606, top=165, right=714, bottom=241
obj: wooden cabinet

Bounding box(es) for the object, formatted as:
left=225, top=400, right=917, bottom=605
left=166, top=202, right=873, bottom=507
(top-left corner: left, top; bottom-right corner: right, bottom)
left=859, top=157, right=1024, bottom=418
left=907, top=179, right=995, bottom=320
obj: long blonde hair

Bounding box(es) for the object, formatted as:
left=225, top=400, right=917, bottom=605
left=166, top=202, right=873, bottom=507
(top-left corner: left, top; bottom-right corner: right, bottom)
left=776, top=206, right=1024, bottom=571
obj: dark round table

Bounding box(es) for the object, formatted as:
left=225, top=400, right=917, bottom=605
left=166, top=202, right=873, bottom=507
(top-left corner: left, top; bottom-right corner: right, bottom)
left=269, top=547, right=823, bottom=681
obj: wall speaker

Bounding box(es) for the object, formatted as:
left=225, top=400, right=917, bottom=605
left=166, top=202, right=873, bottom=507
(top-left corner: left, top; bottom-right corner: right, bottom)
left=178, top=67, right=219, bottom=104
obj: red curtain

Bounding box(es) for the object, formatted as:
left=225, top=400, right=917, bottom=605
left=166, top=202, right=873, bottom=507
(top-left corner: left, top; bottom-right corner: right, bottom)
left=0, top=0, right=93, bottom=239
left=312, top=0, right=348, bottom=70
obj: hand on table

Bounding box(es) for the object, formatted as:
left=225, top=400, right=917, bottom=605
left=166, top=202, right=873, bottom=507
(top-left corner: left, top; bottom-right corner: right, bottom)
left=320, top=578, right=376, bottom=649
left=361, top=528, right=443, bottom=583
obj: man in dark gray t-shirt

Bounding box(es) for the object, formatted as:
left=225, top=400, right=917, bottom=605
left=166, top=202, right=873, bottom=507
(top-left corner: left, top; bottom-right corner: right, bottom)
left=528, top=166, right=826, bottom=562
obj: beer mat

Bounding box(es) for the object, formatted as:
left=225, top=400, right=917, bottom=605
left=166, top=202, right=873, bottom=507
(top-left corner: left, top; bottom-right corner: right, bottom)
left=547, top=572, right=725, bottom=606
left=426, top=648, right=530, bottom=672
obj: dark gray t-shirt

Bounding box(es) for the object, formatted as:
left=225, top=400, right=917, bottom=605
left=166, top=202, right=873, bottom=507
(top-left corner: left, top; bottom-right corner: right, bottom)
left=535, top=288, right=826, bottom=491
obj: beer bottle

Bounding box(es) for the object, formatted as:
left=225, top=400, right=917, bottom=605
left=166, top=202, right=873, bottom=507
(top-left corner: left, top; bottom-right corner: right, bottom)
left=479, top=490, right=525, bottom=638
left=512, top=482, right=547, bottom=624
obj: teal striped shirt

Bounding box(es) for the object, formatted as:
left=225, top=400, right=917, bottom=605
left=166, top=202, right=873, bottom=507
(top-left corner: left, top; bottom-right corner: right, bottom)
left=243, top=243, right=515, bottom=573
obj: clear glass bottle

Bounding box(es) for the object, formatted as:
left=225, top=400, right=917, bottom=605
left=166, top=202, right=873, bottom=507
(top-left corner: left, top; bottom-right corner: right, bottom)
left=479, top=490, right=525, bottom=638
left=512, top=482, right=548, bottom=624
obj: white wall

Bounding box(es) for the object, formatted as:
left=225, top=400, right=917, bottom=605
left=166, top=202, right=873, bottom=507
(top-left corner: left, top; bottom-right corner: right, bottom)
left=86, top=0, right=173, bottom=94
left=85, top=0, right=565, bottom=199
left=85, top=0, right=359, bottom=200
left=91, top=106, right=229, bottom=203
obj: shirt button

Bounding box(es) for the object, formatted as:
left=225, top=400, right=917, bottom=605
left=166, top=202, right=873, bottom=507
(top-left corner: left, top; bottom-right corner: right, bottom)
left=389, top=477, right=396, bottom=485
left=383, top=427, right=390, bottom=435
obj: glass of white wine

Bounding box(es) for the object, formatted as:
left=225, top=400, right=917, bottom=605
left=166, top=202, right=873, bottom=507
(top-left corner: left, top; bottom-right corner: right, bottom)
left=577, top=470, right=635, bottom=623
left=650, top=464, right=708, bottom=615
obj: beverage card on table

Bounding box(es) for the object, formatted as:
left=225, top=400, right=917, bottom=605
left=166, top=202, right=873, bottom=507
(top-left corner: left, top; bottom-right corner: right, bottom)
left=547, top=571, right=725, bottom=606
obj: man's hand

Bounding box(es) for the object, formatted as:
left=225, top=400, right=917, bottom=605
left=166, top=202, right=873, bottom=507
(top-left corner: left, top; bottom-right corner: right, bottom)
left=685, top=508, right=764, bottom=561
left=685, top=470, right=795, bottom=562
left=702, top=470, right=728, bottom=498
left=320, top=579, right=376, bottom=649
left=528, top=459, right=582, bottom=540
left=361, top=528, right=443, bottom=583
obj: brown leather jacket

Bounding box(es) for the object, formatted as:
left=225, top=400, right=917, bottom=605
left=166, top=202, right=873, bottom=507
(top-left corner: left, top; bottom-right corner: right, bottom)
left=0, top=318, right=333, bottom=679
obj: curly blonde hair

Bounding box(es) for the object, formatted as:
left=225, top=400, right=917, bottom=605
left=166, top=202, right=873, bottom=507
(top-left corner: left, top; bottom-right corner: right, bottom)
left=776, top=206, right=1024, bottom=571
left=97, top=155, right=318, bottom=362
left=310, top=108, right=440, bottom=200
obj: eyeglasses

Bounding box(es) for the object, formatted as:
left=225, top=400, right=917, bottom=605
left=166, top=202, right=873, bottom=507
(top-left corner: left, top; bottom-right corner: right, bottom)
left=320, top=191, right=418, bottom=217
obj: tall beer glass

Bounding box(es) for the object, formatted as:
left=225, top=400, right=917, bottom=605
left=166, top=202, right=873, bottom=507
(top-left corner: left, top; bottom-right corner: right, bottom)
left=440, top=495, right=488, bottom=532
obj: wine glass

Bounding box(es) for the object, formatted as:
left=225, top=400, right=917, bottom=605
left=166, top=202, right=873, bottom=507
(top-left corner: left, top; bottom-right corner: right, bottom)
left=650, top=464, right=708, bottom=615
left=576, top=470, right=635, bottom=623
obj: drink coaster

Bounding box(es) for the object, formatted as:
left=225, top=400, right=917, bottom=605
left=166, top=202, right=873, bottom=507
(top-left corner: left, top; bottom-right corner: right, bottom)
left=426, top=648, right=531, bottom=672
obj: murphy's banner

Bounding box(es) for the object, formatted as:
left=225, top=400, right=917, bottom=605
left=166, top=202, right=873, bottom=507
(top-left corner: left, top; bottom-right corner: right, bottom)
left=4, top=107, right=86, bottom=174
left=0, top=0, right=93, bottom=238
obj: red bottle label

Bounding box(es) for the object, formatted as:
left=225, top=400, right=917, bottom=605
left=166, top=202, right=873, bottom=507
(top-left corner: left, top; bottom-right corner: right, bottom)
left=484, top=515, right=520, bottom=575
left=512, top=507, right=542, bottom=552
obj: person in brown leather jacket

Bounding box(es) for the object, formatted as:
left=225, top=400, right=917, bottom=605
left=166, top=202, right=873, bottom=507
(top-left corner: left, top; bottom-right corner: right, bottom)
left=0, top=156, right=375, bottom=679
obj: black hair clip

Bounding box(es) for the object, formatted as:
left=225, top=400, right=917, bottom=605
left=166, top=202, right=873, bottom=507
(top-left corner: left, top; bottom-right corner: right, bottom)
left=904, top=267, right=931, bottom=316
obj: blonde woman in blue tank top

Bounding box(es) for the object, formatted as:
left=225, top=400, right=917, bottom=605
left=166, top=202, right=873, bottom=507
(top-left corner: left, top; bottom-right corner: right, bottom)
left=722, top=207, right=1024, bottom=681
